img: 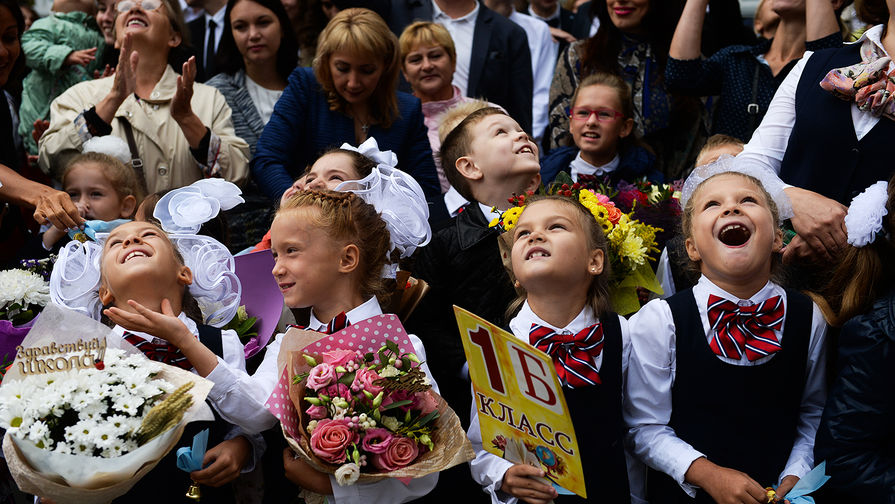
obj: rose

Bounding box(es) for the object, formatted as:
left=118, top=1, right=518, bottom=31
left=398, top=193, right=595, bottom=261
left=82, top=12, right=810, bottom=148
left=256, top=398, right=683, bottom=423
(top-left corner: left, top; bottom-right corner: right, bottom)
left=309, top=418, right=358, bottom=464
left=305, top=363, right=336, bottom=391
left=360, top=428, right=393, bottom=454
left=322, top=383, right=351, bottom=400
left=412, top=391, right=438, bottom=415
left=334, top=462, right=361, bottom=486
left=351, top=367, right=383, bottom=395
left=305, top=404, right=328, bottom=420
left=370, top=436, right=420, bottom=471
left=321, top=349, right=357, bottom=367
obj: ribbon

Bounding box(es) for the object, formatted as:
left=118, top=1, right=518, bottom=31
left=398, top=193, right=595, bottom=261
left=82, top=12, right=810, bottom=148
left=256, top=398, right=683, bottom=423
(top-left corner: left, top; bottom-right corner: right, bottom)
left=176, top=428, right=210, bottom=473
left=781, top=462, right=830, bottom=504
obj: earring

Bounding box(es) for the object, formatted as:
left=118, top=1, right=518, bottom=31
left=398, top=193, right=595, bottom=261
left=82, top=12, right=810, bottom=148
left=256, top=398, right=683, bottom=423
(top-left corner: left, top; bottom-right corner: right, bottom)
left=514, top=280, right=521, bottom=288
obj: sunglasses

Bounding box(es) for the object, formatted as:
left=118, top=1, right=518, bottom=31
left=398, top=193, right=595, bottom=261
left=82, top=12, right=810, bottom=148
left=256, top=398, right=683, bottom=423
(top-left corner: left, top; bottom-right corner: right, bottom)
left=569, top=107, right=624, bottom=122
left=117, top=0, right=163, bottom=13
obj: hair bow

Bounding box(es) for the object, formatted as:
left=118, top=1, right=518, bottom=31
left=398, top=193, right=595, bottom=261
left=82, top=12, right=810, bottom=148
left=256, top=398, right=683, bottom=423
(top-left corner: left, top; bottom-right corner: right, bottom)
left=339, top=137, right=398, bottom=168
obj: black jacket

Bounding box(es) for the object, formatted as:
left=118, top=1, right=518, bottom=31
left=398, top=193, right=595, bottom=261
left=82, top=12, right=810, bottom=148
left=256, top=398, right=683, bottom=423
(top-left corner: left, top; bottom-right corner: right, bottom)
left=815, top=290, right=895, bottom=502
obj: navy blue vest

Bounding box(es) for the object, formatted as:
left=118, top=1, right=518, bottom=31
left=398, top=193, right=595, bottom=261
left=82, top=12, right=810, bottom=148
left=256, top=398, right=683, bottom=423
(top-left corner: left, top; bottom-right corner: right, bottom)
left=555, top=313, right=630, bottom=503
left=647, top=289, right=811, bottom=504
left=779, top=44, right=895, bottom=205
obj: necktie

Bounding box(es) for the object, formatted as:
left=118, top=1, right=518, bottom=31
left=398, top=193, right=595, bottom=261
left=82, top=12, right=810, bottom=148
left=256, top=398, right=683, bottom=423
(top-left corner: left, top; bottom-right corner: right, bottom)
left=289, top=312, right=349, bottom=335
left=205, top=19, right=217, bottom=77
left=706, top=294, right=785, bottom=361
left=122, top=331, right=192, bottom=369
left=529, top=323, right=603, bottom=388
left=575, top=172, right=600, bottom=189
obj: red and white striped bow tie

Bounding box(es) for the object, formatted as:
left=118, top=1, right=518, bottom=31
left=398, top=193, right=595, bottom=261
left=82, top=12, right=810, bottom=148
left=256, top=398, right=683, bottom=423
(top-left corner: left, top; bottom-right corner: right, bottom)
left=706, top=294, right=785, bottom=361
left=529, top=323, right=604, bottom=388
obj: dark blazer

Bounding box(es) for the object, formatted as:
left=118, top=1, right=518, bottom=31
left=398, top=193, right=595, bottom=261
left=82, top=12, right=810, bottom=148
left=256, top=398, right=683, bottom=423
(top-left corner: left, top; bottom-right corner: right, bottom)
left=187, top=16, right=217, bottom=82
left=385, top=0, right=534, bottom=133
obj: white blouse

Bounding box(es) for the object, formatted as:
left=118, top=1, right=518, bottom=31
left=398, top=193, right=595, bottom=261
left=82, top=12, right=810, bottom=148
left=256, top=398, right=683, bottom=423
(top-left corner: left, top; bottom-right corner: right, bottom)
left=245, top=75, right=284, bottom=125
left=624, top=276, right=829, bottom=496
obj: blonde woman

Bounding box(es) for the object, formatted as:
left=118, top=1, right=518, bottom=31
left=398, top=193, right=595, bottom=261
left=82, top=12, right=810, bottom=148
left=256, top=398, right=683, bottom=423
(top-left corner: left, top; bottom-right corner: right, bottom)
left=252, top=8, right=439, bottom=199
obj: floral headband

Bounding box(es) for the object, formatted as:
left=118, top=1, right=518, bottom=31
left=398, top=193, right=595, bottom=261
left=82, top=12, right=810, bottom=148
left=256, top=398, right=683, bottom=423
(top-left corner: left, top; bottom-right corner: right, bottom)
left=50, top=179, right=244, bottom=327
left=336, top=138, right=431, bottom=278
left=845, top=180, right=890, bottom=247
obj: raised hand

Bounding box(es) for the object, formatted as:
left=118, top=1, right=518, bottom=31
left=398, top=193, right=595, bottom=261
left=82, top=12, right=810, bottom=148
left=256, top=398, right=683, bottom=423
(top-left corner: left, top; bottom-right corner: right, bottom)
left=104, top=298, right=193, bottom=348
left=64, top=47, right=98, bottom=67
left=96, top=34, right=138, bottom=124
left=171, top=56, right=197, bottom=123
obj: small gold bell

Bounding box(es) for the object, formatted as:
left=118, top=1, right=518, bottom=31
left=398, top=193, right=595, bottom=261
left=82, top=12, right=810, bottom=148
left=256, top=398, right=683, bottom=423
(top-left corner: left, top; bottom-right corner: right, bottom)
left=765, top=487, right=778, bottom=503
left=185, top=480, right=201, bottom=501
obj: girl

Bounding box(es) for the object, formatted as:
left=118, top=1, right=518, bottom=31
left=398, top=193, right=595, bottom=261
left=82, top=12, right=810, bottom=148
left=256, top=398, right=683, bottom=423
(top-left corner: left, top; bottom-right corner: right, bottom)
left=625, top=165, right=829, bottom=504
left=540, top=73, right=660, bottom=188
left=814, top=175, right=895, bottom=501
left=42, top=152, right=144, bottom=251
left=469, top=195, right=634, bottom=503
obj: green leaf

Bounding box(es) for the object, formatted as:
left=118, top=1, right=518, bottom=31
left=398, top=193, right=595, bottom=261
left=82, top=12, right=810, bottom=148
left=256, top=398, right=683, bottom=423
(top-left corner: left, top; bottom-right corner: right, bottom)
left=364, top=352, right=374, bottom=363
left=381, top=399, right=412, bottom=411
left=385, top=340, right=399, bottom=353
left=415, top=410, right=439, bottom=427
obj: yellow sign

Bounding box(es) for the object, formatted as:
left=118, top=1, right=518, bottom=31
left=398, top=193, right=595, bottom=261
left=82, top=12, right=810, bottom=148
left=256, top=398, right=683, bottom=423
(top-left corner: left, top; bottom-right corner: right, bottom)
left=454, top=306, right=586, bottom=498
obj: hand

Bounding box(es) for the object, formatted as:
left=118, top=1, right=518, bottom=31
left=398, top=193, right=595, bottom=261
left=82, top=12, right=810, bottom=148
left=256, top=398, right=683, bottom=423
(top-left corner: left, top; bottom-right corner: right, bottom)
left=97, top=34, right=137, bottom=123
left=64, top=47, right=97, bottom=67
left=32, top=187, right=84, bottom=231
left=171, top=56, right=197, bottom=123
left=784, top=186, right=847, bottom=263
left=549, top=27, right=576, bottom=44
left=282, top=448, right=333, bottom=495
left=776, top=475, right=799, bottom=503
left=31, top=119, right=50, bottom=145
left=103, top=298, right=193, bottom=347
left=686, top=458, right=766, bottom=504
left=500, top=464, right=557, bottom=504
left=190, top=436, right=252, bottom=487
left=93, top=63, right=115, bottom=79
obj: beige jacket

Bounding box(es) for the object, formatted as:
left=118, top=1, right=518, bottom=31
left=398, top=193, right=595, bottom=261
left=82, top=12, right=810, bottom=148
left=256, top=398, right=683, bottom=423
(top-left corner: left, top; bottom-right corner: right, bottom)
left=39, top=65, right=250, bottom=193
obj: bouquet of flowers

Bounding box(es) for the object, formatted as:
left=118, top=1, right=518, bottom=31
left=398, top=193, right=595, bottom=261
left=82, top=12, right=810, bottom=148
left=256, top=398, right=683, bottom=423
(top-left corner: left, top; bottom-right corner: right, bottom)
left=265, top=315, right=474, bottom=491
left=0, top=304, right=213, bottom=504
left=490, top=176, right=666, bottom=315
left=0, top=260, right=53, bottom=379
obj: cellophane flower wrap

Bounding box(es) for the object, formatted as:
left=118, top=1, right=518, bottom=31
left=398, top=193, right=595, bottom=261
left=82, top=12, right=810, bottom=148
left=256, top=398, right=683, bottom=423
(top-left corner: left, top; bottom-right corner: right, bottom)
left=490, top=173, right=676, bottom=315
left=265, top=315, right=474, bottom=491
left=0, top=258, right=54, bottom=377
left=0, top=304, right=214, bottom=504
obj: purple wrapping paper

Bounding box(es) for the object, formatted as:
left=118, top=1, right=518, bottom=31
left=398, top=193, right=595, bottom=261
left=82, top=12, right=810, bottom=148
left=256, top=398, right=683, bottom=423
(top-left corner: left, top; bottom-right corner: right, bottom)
left=234, top=250, right=284, bottom=358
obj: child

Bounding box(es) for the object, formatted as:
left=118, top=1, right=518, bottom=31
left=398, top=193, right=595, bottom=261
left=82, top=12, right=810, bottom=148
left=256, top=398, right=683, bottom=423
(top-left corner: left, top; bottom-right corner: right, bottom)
left=468, top=195, right=634, bottom=503
left=540, top=73, right=660, bottom=188
left=42, top=152, right=143, bottom=251
left=18, top=0, right=104, bottom=154
left=625, top=165, right=829, bottom=504
left=814, top=176, right=895, bottom=501
left=694, top=134, right=744, bottom=168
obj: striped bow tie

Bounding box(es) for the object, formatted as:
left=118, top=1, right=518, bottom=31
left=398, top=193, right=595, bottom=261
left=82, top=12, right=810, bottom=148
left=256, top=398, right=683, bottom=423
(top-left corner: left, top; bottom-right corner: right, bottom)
left=574, top=173, right=601, bottom=189
left=529, top=323, right=604, bottom=388
left=290, top=312, right=349, bottom=335
left=706, top=294, right=785, bottom=361
left=122, top=332, right=192, bottom=370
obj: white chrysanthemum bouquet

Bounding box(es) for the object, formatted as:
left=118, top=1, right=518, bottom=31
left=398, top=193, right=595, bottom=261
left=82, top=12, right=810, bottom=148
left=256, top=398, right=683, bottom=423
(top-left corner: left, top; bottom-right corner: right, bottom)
left=0, top=264, right=52, bottom=377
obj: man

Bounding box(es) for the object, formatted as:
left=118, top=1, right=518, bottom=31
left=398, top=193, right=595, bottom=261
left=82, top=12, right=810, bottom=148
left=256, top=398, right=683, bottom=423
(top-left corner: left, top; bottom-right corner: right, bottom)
left=526, top=0, right=584, bottom=49
left=186, top=0, right=226, bottom=82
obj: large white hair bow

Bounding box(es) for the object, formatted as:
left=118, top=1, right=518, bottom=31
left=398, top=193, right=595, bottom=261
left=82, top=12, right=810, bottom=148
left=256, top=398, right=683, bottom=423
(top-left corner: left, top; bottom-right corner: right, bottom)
left=340, top=137, right=399, bottom=168
left=845, top=180, right=889, bottom=247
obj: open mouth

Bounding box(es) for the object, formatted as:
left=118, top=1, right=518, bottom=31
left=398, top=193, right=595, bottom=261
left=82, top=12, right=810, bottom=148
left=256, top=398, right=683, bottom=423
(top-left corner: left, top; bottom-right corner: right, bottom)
left=614, top=7, right=634, bottom=15
left=122, top=248, right=151, bottom=263
left=278, top=282, right=295, bottom=292
left=526, top=248, right=550, bottom=260
left=718, top=223, right=751, bottom=247
left=581, top=132, right=601, bottom=140
left=126, top=18, right=148, bottom=27
left=517, top=145, right=534, bottom=155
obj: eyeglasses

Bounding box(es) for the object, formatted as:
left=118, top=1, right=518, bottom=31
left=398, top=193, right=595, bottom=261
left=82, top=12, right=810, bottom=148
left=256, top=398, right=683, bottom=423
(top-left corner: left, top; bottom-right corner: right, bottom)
left=117, top=0, right=163, bottom=13
left=569, top=107, right=624, bottom=122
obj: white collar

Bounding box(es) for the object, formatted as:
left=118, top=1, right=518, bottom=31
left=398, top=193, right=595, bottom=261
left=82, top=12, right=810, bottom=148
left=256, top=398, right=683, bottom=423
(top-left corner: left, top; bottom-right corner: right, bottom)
left=432, top=0, right=479, bottom=22
left=478, top=202, right=503, bottom=223
left=509, top=300, right=598, bottom=339
left=205, top=6, right=225, bottom=27
left=694, top=275, right=780, bottom=306
left=528, top=3, right=560, bottom=22
left=444, top=185, right=470, bottom=217
left=307, top=297, right=382, bottom=331
left=570, top=151, right=620, bottom=181
left=113, top=312, right=198, bottom=342
left=852, top=24, right=886, bottom=53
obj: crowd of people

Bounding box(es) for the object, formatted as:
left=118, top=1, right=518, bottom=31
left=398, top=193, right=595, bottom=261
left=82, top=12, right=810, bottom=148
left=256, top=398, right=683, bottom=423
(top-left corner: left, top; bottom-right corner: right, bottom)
left=2, top=0, right=895, bottom=502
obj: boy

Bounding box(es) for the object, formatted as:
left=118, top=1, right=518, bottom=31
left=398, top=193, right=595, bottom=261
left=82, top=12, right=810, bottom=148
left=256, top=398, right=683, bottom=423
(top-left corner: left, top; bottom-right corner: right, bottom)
left=18, top=0, right=105, bottom=155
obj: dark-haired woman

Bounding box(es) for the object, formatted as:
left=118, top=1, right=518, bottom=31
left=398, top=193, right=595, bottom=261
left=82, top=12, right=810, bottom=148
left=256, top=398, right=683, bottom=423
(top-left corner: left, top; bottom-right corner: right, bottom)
left=207, top=0, right=297, bottom=249
left=547, top=0, right=702, bottom=180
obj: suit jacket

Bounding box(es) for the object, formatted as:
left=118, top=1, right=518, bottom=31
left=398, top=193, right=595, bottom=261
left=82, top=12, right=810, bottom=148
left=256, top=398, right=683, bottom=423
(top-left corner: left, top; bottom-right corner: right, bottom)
left=187, top=16, right=217, bottom=82
left=385, top=0, right=534, bottom=133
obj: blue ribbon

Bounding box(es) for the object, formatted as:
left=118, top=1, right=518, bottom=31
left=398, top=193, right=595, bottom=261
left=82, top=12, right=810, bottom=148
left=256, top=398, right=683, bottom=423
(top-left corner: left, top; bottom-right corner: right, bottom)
left=176, top=429, right=209, bottom=473
left=67, top=219, right=130, bottom=242
left=780, top=462, right=830, bottom=504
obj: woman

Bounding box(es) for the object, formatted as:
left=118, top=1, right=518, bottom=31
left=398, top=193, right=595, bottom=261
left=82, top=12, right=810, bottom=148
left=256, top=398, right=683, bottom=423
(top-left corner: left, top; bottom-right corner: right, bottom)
left=37, top=0, right=249, bottom=194
left=547, top=0, right=701, bottom=180
left=666, top=0, right=844, bottom=143
left=252, top=8, right=439, bottom=200
left=95, top=0, right=119, bottom=69
left=206, top=0, right=296, bottom=250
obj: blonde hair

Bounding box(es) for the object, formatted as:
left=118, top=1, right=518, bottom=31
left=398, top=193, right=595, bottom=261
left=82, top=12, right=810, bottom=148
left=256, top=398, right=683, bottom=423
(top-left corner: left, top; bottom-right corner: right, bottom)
left=276, top=190, right=393, bottom=301
left=398, top=21, right=456, bottom=68
left=439, top=106, right=508, bottom=202
left=695, top=134, right=745, bottom=167
left=313, top=8, right=400, bottom=128
left=507, top=196, right=613, bottom=319
left=63, top=152, right=145, bottom=215
left=436, top=99, right=493, bottom=144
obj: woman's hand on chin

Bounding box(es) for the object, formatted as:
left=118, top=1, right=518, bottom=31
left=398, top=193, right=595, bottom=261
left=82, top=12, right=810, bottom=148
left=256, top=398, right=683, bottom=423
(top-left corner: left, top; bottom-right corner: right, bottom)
left=97, top=34, right=138, bottom=123
left=172, top=56, right=207, bottom=148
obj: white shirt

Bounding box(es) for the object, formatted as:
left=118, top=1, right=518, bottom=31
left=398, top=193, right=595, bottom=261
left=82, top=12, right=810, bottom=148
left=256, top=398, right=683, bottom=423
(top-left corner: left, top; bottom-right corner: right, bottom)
left=206, top=297, right=440, bottom=503
left=624, top=276, right=829, bottom=496
left=508, top=10, right=557, bottom=141
left=569, top=152, right=619, bottom=182
left=245, top=75, right=283, bottom=125
left=468, top=302, right=646, bottom=503
left=443, top=186, right=470, bottom=217
left=527, top=4, right=560, bottom=24
left=478, top=202, right=503, bottom=223
left=432, top=0, right=479, bottom=97
left=203, top=7, right=227, bottom=56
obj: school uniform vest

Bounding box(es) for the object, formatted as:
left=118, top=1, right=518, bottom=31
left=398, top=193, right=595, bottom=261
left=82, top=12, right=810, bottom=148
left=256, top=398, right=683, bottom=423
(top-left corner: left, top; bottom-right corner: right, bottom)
left=557, top=313, right=630, bottom=503
left=779, top=44, right=895, bottom=205
left=647, top=289, right=811, bottom=504
left=115, top=324, right=236, bottom=504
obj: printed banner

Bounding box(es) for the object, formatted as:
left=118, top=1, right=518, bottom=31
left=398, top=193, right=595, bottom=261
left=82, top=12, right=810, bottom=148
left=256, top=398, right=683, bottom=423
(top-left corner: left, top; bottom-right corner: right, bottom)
left=454, top=306, right=586, bottom=498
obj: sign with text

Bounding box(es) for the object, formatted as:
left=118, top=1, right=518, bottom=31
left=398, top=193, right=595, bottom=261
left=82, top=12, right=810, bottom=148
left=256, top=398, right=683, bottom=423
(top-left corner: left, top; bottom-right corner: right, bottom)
left=454, top=306, right=586, bottom=498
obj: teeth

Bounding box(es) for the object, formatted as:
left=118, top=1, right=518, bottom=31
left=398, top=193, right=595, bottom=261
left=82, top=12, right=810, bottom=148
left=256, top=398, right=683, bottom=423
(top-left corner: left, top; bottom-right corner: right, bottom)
left=125, top=250, right=148, bottom=262
left=528, top=251, right=549, bottom=259
left=127, top=19, right=147, bottom=27
left=583, top=133, right=599, bottom=138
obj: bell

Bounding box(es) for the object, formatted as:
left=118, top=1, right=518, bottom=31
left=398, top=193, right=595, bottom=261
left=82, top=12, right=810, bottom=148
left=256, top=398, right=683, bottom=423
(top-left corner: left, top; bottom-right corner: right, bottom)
left=765, top=488, right=778, bottom=503
left=185, top=480, right=201, bottom=501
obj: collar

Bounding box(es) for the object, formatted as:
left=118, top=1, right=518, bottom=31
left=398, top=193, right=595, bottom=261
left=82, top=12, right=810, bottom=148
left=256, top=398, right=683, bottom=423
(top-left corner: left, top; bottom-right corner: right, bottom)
left=509, top=300, right=597, bottom=339
left=456, top=202, right=498, bottom=250
left=307, top=297, right=382, bottom=331
left=694, top=275, right=780, bottom=307
left=205, top=6, right=226, bottom=27
left=852, top=23, right=886, bottom=53
left=113, top=312, right=198, bottom=343
left=444, top=185, right=470, bottom=217
left=432, top=0, right=479, bottom=22
left=478, top=202, right=502, bottom=223
left=420, top=85, right=465, bottom=117
left=528, top=3, right=560, bottom=22
left=570, top=151, right=619, bottom=181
